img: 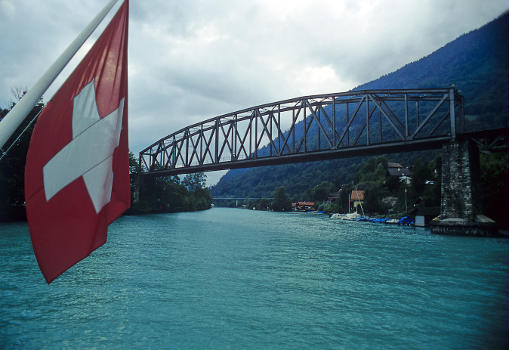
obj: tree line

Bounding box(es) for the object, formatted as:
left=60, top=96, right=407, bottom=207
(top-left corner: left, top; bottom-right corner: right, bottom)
left=127, top=153, right=212, bottom=214
left=215, top=153, right=508, bottom=228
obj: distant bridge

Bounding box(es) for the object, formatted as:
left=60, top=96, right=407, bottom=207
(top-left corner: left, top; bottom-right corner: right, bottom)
left=213, top=197, right=273, bottom=200
left=140, top=88, right=466, bottom=176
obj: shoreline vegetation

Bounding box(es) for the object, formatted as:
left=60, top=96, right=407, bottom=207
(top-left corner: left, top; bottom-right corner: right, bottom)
left=213, top=154, right=509, bottom=230
left=126, top=153, right=212, bottom=215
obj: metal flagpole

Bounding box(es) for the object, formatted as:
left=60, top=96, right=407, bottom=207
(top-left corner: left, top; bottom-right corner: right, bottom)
left=0, top=0, right=121, bottom=151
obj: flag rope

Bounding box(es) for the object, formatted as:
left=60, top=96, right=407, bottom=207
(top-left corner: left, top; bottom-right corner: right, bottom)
left=0, top=107, right=43, bottom=161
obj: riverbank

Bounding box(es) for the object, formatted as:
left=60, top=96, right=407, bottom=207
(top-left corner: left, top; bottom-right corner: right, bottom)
left=0, top=206, right=26, bottom=222
left=0, top=204, right=213, bottom=223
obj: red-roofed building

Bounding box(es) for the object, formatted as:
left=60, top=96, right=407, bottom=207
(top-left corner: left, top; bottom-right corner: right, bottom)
left=351, top=190, right=365, bottom=201
left=292, top=201, right=315, bottom=211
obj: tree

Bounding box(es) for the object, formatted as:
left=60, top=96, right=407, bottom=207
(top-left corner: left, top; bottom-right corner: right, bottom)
left=338, top=184, right=354, bottom=213
left=411, top=159, right=432, bottom=194
left=364, top=184, right=389, bottom=215
left=253, top=198, right=271, bottom=210
left=129, top=152, right=141, bottom=203
left=312, top=181, right=334, bottom=201
left=0, top=92, right=44, bottom=221
left=182, top=173, right=206, bottom=192
left=480, top=152, right=508, bottom=229
left=126, top=156, right=212, bottom=214
left=272, top=186, right=292, bottom=212
left=354, top=156, right=388, bottom=185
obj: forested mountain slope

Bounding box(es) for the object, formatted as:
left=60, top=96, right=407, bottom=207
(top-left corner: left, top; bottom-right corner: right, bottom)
left=211, top=13, right=508, bottom=199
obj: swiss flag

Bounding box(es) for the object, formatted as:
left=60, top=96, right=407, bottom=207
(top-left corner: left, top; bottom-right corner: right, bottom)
left=25, top=1, right=129, bottom=283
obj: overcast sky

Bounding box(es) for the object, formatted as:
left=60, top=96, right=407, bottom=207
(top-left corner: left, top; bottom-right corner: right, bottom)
left=0, top=0, right=507, bottom=184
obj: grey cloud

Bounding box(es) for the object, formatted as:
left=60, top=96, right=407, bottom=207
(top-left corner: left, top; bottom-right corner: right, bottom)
left=1, top=0, right=508, bottom=166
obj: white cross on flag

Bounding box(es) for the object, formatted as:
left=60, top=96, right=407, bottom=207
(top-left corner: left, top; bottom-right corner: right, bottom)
left=25, top=1, right=129, bottom=284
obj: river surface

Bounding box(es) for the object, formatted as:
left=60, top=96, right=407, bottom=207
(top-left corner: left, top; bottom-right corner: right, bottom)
left=1, top=207, right=508, bottom=349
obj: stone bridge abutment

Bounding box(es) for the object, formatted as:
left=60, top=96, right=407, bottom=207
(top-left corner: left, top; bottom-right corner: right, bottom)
left=431, top=139, right=498, bottom=235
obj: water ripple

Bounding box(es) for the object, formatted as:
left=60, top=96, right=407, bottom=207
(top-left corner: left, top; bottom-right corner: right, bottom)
left=1, top=208, right=508, bottom=349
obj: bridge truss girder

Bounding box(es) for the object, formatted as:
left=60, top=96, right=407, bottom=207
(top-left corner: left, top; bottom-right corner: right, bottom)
left=140, top=88, right=463, bottom=176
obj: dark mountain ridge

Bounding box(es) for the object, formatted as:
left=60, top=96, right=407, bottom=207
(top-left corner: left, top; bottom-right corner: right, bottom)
left=211, top=12, right=509, bottom=199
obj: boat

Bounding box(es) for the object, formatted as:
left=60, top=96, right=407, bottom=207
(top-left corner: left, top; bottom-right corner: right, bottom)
left=399, top=216, right=414, bottom=226
left=341, top=212, right=361, bottom=221
left=330, top=213, right=344, bottom=219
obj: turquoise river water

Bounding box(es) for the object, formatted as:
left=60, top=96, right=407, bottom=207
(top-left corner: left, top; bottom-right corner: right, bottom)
left=1, top=207, right=508, bottom=349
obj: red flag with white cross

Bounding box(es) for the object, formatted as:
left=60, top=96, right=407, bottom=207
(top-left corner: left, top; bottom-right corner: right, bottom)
left=24, top=1, right=129, bottom=284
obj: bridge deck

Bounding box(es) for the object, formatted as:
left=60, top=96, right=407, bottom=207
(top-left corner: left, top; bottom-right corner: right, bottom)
left=139, top=88, right=505, bottom=177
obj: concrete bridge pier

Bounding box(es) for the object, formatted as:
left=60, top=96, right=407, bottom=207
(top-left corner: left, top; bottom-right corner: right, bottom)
left=430, top=140, right=497, bottom=236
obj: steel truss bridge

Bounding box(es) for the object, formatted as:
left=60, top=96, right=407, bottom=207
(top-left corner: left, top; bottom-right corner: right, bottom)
left=140, top=88, right=472, bottom=176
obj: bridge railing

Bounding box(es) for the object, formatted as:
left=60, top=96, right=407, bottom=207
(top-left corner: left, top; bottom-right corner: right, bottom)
left=140, top=88, right=463, bottom=176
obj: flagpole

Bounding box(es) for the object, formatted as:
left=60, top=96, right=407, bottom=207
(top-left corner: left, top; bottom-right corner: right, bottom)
left=0, top=0, right=122, bottom=150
